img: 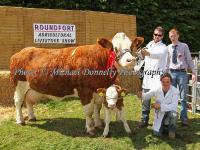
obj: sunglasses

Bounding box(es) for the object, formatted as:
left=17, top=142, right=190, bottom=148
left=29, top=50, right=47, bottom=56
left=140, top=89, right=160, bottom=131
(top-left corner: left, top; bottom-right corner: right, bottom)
left=154, top=33, right=162, bottom=37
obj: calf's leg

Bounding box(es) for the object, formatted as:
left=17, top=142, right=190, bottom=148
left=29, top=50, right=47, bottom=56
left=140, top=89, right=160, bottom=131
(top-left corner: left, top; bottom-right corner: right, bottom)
left=103, top=108, right=111, bottom=137
left=120, top=107, right=131, bottom=133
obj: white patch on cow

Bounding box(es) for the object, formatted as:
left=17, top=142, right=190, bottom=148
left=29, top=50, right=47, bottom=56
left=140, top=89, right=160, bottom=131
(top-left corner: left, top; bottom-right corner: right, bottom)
left=106, top=86, right=118, bottom=108
left=71, top=47, right=78, bottom=56
left=14, top=81, right=30, bottom=124
left=112, top=32, right=136, bottom=67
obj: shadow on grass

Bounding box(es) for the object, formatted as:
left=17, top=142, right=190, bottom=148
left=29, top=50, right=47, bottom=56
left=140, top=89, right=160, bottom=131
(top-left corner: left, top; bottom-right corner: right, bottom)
left=128, top=118, right=200, bottom=150
left=28, top=117, right=200, bottom=149
left=29, top=117, right=99, bottom=138
left=40, top=96, right=80, bottom=104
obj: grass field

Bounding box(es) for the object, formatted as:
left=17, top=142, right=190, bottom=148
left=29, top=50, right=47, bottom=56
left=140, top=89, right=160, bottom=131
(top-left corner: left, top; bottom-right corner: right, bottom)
left=0, top=95, right=200, bottom=150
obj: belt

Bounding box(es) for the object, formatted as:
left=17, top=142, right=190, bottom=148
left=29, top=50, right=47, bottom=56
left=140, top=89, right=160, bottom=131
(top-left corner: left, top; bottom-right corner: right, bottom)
left=170, top=69, right=186, bottom=72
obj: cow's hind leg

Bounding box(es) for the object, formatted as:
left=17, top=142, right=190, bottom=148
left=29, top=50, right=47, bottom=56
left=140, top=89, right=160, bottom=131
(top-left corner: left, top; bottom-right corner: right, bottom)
left=14, top=81, right=29, bottom=125
left=25, top=90, right=36, bottom=121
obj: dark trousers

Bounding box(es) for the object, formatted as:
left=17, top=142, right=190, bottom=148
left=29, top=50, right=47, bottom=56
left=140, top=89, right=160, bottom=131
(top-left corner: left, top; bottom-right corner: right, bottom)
left=154, top=111, right=178, bottom=136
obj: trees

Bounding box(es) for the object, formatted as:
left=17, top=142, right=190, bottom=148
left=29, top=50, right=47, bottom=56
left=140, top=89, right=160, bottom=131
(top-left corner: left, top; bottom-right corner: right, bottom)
left=0, top=0, right=199, bottom=52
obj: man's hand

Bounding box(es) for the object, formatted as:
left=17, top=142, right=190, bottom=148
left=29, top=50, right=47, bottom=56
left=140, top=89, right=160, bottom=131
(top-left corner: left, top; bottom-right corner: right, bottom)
left=151, top=103, right=160, bottom=110
left=192, top=74, right=196, bottom=84
left=141, top=49, right=150, bottom=57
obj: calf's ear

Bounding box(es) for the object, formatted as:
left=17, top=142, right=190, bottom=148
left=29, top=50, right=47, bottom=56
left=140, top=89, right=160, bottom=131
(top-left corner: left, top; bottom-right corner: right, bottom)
left=97, top=38, right=113, bottom=49
left=97, top=88, right=106, bottom=97
left=119, top=88, right=127, bottom=97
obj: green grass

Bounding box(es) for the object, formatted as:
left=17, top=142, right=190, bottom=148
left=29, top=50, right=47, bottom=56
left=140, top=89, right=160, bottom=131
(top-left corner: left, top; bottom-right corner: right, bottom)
left=0, top=96, right=200, bottom=150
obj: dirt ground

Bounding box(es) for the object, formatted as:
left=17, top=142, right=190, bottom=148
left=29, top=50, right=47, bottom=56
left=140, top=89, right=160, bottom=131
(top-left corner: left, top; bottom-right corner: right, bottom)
left=0, top=106, right=15, bottom=123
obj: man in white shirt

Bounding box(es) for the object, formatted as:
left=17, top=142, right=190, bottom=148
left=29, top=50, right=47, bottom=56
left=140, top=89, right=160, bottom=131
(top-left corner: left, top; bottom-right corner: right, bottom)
left=142, top=73, right=179, bottom=139
left=139, top=26, right=168, bottom=128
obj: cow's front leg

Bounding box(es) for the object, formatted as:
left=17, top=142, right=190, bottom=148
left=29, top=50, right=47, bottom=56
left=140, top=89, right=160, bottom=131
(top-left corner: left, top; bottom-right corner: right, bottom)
left=120, top=107, right=131, bottom=133
left=94, top=103, right=103, bottom=129
left=103, top=108, right=111, bottom=137
left=83, top=102, right=95, bottom=135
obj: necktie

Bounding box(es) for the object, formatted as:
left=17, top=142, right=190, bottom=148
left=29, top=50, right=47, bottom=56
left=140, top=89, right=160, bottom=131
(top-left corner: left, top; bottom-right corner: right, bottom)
left=172, top=45, right=177, bottom=64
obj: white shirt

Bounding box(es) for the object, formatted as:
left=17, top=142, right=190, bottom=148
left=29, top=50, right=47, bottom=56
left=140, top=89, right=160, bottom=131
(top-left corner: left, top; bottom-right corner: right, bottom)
left=142, top=40, right=168, bottom=90
left=143, top=85, right=179, bottom=132
left=166, top=41, right=196, bottom=74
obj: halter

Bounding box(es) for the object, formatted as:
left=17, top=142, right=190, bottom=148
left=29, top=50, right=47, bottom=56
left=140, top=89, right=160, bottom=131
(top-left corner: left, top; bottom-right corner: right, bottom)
left=116, top=48, right=132, bottom=60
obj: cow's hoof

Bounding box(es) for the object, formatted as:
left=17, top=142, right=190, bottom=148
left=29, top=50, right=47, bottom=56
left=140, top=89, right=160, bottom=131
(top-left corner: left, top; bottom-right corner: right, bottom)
left=102, top=134, right=107, bottom=138
left=28, top=118, right=37, bottom=122
left=95, top=125, right=103, bottom=130
left=87, top=130, right=95, bottom=135
left=102, top=133, right=110, bottom=138
left=18, top=122, right=25, bottom=126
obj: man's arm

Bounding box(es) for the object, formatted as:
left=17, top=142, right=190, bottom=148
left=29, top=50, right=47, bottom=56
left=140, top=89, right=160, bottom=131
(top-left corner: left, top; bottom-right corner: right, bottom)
left=160, top=92, right=179, bottom=112
left=141, top=47, right=168, bottom=59
left=142, top=90, right=156, bottom=101
left=184, top=44, right=196, bottom=82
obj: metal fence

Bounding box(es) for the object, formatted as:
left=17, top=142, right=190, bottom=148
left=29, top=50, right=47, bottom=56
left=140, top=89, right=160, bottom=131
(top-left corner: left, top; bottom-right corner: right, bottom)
left=187, top=51, right=200, bottom=114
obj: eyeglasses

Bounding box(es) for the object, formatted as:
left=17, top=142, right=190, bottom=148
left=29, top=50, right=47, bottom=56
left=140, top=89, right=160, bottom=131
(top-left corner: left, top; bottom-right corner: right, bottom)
left=154, top=33, right=162, bottom=37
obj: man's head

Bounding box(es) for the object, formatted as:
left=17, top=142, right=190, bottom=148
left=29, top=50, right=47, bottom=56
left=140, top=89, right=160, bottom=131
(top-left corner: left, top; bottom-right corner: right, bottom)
left=153, top=26, right=164, bottom=43
left=160, top=73, right=172, bottom=92
left=169, top=28, right=179, bottom=43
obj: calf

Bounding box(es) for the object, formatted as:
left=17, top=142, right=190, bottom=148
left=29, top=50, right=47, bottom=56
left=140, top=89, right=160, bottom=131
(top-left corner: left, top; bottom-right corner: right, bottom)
left=97, top=85, right=131, bottom=137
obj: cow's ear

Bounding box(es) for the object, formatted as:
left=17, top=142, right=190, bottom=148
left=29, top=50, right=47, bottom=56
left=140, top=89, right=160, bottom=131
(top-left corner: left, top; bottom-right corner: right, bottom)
left=97, top=88, right=106, bottom=97
left=131, top=37, right=144, bottom=52
left=97, top=38, right=113, bottom=49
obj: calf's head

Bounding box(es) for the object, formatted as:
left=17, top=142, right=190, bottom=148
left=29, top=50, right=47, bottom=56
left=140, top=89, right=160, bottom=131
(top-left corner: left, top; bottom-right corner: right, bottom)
left=97, top=85, right=127, bottom=109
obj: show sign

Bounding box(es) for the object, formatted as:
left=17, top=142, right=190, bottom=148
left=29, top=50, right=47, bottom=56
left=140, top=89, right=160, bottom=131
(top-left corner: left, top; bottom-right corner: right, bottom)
left=33, top=23, right=76, bottom=44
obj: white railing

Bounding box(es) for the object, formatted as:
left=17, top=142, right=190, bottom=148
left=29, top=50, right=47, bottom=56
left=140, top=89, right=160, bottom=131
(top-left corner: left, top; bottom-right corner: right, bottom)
left=187, top=56, right=200, bottom=114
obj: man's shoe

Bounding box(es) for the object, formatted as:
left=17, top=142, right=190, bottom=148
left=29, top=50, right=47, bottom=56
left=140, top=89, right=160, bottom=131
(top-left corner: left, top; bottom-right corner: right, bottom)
left=182, top=120, right=189, bottom=127
left=168, top=132, right=176, bottom=139
left=138, top=121, right=148, bottom=128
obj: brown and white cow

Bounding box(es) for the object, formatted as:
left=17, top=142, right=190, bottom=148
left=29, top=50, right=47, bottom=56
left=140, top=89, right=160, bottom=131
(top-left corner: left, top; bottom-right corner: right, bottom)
left=10, top=32, right=143, bottom=134
left=97, top=85, right=131, bottom=137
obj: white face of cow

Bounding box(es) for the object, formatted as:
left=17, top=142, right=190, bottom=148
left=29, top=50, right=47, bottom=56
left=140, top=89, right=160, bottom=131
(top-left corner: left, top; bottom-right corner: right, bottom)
left=106, top=86, right=118, bottom=109
left=112, top=32, right=136, bottom=68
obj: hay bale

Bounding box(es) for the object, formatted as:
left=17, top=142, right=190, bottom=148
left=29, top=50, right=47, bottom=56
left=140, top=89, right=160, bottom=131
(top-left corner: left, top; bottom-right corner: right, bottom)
left=117, top=68, right=142, bottom=94
left=0, top=71, right=15, bottom=106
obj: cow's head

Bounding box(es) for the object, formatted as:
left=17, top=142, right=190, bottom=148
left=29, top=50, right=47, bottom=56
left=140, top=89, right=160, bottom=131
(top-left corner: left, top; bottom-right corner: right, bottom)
left=97, top=85, right=127, bottom=109
left=112, top=32, right=144, bottom=68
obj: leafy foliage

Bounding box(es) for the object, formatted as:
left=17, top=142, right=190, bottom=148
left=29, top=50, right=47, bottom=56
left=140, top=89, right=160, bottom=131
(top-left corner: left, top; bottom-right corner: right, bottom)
left=0, top=0, right=199, bottom=51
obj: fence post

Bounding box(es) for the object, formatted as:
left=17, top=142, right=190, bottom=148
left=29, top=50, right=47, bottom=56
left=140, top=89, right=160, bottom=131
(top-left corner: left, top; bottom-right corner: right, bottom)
left=192, top=57, right=198, bottom=114
left=199, top=51, right=200, bottom=59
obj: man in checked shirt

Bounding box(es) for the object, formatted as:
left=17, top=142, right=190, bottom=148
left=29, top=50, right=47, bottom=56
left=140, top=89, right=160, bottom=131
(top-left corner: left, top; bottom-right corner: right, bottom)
left=166, top=28, right=197, bottom=126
